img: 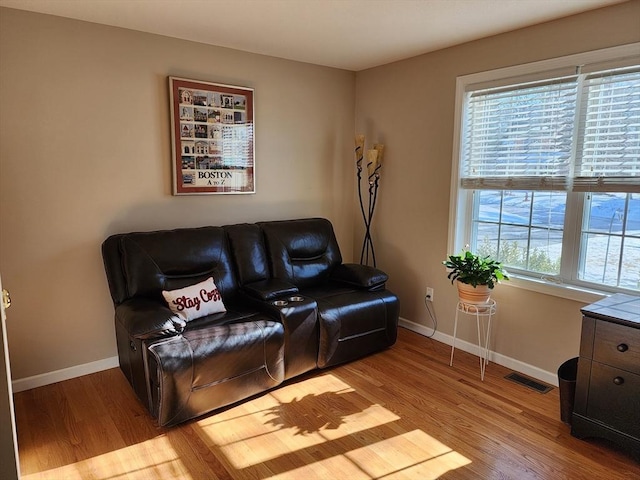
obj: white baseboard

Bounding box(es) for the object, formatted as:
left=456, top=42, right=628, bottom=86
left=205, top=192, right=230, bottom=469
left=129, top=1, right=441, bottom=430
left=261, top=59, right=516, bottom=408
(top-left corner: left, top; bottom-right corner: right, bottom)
left=399, top=317, right=559, bottom=387
left=12, top=356, right=119, bottom=393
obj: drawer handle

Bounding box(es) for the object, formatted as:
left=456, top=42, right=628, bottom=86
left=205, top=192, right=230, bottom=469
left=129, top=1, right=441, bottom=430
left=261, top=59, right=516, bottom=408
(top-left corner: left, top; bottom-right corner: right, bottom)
left=129, top=340, right=137, bottom=352
left=616, top=343, right=628, bottom=352
left=613, top=376, right=624, bottom=386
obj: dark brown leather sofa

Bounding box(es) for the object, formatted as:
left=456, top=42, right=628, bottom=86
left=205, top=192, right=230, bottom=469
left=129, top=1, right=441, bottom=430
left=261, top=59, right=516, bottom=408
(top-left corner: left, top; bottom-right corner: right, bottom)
left=102, top=218, right=399, bottom=426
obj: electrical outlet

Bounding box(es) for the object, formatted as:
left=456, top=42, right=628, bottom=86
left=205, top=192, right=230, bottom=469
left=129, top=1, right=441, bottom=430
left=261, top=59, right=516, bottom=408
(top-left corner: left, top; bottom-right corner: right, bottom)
left=426, top=287, right=434, bottom=302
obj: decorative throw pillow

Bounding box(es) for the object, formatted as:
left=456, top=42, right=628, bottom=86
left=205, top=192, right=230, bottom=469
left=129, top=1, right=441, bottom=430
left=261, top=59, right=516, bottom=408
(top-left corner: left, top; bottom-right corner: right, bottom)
left=162, top=277, right=226, bottom=321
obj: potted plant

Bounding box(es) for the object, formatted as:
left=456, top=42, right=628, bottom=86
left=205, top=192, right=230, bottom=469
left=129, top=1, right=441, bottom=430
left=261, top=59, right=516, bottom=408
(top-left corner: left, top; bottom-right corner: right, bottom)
left=443, top=249, right=509, bottom=304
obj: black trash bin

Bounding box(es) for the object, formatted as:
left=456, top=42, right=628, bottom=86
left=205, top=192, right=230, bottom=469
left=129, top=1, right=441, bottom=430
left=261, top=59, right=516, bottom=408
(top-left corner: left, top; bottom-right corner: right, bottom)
left=557, top=357, right=578, bottom=425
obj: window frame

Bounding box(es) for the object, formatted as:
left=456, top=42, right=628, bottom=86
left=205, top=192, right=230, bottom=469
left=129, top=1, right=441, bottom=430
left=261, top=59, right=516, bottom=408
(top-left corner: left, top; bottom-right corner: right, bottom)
left=448, top=43, right=640, bottom=303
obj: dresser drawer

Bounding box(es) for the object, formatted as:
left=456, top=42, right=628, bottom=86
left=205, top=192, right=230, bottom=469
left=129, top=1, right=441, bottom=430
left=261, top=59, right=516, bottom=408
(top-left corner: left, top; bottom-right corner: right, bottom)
left=593, top=320, right=640, bottom=375
left=586, top=362, right=640, bottom=438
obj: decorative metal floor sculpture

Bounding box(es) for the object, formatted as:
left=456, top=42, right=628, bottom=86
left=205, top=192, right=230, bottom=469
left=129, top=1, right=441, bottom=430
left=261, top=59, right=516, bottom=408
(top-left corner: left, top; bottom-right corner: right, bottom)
left=354, top=134, right=385, bottom=267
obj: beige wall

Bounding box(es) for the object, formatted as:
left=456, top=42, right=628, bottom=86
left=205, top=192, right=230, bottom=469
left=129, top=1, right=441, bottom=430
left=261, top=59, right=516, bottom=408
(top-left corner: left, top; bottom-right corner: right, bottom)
left=0, top=8, right=356, bottom=379
left=355, top=1, right=640, bottom=375
left=1, top=2, right=638, bottom=383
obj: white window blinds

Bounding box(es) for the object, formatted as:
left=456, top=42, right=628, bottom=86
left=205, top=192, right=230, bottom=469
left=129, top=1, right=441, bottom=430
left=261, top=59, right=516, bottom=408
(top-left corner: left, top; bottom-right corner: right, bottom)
left=460, top=66, right=640, bottom=193
left=573, top=67, right=640, bottom=192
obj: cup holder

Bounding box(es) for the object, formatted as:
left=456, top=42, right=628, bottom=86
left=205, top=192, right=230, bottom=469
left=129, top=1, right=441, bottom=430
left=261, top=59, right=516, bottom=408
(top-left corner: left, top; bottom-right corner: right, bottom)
left=288, top=296, right=304, bottom=302
left=273, top=300, right=288, bottom=307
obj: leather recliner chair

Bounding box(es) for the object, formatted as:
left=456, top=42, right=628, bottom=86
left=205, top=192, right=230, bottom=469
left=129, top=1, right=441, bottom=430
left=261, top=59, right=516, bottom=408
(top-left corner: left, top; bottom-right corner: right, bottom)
left=102, top=218, right=399, bottom=426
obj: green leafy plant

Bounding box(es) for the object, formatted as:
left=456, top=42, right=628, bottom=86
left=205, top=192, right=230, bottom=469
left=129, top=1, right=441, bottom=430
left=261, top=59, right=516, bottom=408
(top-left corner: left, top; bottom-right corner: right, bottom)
left=443, top=249, right=509, bottom=289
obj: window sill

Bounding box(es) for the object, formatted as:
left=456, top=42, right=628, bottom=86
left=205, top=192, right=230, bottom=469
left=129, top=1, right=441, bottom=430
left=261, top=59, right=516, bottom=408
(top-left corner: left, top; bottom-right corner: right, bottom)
left=501, top=275, right=608, bottom=304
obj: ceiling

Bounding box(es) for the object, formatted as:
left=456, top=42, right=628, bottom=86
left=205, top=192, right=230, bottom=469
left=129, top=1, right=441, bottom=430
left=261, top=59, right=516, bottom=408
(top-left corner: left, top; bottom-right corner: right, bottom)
left=0, top=0, right=627, bottom=71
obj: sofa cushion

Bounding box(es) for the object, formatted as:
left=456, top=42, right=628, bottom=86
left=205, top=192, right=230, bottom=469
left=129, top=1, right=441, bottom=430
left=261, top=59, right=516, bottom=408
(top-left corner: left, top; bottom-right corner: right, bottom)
left=225, top=223, right=270, bottom=285
left=115, top=298, right=186, bottom=340
left=162, top=277, right=226, bottom=322
left=330, top=263, right=388, bottom=290
left=118, top=226, right=238, bottom=303
left=259, top=218, right=342, bottom=289
left=302, top=286, right=399, bottom=368
left=147, top=318, right=285, bottom=426
left=242, top=279, right=299, bottom=301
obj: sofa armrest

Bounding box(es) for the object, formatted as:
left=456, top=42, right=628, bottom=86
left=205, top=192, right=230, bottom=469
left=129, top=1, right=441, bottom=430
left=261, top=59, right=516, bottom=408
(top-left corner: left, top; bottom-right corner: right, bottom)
left=242, top=279, right=299, bottom=301
left=115, top=298, right=186, bottom=340
left=330, top=263, right=388, bottom=290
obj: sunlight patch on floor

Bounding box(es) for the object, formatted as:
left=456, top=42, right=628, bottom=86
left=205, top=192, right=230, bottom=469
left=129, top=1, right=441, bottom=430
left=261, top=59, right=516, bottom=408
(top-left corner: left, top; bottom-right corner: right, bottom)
left=197, top=374, right=401, bottom=469
left=20, top=435, right=185, bottom=480
left=196, top=374, right=471, bottom=478
left=263, top=429, right=471, bottom=479
left=345, top=429, right=472, bottom=479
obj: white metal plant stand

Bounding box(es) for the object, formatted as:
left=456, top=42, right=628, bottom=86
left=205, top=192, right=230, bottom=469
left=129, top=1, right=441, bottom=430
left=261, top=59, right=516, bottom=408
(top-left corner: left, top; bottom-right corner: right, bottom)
left=449, top=299, right=496, bottom=381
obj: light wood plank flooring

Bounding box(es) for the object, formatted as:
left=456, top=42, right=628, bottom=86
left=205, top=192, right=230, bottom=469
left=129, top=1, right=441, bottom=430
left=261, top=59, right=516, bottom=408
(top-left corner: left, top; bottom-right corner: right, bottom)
left=14, top=327, right=640, bottom=479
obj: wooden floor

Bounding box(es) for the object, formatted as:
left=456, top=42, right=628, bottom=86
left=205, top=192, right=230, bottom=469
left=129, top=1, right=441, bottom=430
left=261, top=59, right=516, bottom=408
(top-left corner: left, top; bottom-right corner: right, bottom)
left=14, top=327, right=639, bottom=479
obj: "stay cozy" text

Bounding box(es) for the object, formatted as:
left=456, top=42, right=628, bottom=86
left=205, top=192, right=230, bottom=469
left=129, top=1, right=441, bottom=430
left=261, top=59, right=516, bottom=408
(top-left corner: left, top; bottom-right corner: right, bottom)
left=172, top=287, right=222, bottom=312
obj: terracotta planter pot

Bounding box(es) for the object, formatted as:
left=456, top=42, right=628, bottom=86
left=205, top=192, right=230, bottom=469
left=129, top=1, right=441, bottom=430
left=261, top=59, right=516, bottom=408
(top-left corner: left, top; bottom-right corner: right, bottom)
left=456, top=281, right=491, bottom=304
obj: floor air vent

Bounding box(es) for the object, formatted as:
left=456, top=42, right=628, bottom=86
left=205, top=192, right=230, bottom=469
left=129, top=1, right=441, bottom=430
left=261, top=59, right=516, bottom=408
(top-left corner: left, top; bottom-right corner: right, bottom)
left=504, top=373, right=553, bottom=394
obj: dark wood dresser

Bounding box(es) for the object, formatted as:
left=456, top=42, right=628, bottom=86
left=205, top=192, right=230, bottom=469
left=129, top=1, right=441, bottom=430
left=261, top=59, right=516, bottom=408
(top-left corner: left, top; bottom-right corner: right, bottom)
left=572, top=294, right=640, bottom=457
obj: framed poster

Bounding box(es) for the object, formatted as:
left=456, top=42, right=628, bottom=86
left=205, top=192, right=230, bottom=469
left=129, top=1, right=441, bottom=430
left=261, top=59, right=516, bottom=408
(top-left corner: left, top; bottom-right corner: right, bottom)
left=169, top=77, right=255, bottom=195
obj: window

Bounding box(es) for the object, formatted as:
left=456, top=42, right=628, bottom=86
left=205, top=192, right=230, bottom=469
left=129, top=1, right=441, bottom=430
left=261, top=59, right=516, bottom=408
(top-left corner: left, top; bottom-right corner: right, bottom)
left=450, top=44, right=640, bottom=297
